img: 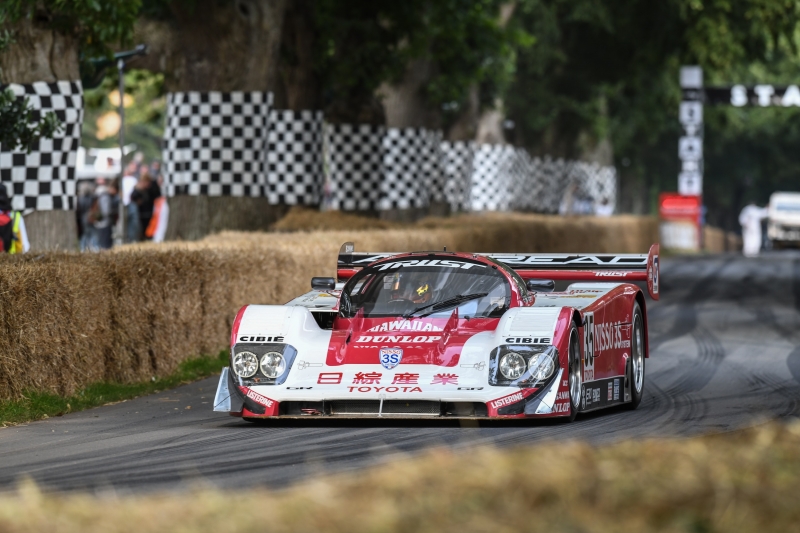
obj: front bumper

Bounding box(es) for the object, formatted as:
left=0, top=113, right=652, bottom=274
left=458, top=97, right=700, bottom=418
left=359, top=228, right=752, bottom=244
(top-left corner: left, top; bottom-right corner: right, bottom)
left=213, top=366, right=566, bottom=419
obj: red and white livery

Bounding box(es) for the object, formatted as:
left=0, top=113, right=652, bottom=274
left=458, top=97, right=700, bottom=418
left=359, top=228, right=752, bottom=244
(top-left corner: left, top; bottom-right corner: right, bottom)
left=213, top=242, right=659, bottom=420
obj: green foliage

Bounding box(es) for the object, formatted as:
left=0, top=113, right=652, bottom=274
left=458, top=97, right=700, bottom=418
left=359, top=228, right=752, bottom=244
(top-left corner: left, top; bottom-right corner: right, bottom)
left=315, top=0, right=528, bottom=121
left=0, top=0, right=142, bottom=59
left=82, top=68, right=166, bottom=161
left=506, top=0, right=800, bottom=225
left=0, top=350, right=227, bottom=426
left=0, top=88, right=62, bottom=152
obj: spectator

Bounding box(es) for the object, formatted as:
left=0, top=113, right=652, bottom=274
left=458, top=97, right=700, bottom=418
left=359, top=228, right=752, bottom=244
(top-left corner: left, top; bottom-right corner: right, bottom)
left=121, top=167, right=140, bottom=242
left=0, top=183, right=30, bottom=254
left=739, top=202, right=768, bottom=257
left=131, top=173, right=158, bottom=239
left=92, top=177, right=114, bottom=250
left=76, top=181, right=96, bottom=251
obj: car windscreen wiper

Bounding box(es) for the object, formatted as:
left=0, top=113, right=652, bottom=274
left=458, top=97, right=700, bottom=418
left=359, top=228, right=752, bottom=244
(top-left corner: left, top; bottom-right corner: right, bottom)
left=403, top=292, right=488, bottom=319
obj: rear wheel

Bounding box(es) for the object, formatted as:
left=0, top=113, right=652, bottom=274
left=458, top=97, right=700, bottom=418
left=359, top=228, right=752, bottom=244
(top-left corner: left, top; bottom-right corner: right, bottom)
left=627, top=303, right=645, bottom=409
left=567, top=324, right=581, bottom=421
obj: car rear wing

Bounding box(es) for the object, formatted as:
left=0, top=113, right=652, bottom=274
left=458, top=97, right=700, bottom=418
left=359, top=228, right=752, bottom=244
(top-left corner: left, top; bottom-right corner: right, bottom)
left=336, top=242, right=660, bottom=300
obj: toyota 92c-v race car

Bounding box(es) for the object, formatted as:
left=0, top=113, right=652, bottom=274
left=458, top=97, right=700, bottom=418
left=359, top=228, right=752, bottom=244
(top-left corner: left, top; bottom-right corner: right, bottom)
left=214, top=242, right=659, bottom=421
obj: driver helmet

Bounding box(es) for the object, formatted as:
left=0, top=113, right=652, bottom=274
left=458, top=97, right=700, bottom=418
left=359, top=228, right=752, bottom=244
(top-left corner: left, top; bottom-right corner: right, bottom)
left=409, top=273, right=434, bottom=304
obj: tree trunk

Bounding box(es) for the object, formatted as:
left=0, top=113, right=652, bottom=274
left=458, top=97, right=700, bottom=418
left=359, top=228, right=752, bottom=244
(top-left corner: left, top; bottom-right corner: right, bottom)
left=133, top=0, right=287, bottom=93
left=274, top=0, right=320, bottom=110
left=0, top=15, right=79, bottom=84
left=378, top=58, right=441, bottom=130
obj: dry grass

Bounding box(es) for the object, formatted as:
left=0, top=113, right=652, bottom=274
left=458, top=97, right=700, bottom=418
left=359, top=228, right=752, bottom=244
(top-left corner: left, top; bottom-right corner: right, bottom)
left=0, top=421, right=798, bottom=532
left=0, top=213, right=658, bottom=401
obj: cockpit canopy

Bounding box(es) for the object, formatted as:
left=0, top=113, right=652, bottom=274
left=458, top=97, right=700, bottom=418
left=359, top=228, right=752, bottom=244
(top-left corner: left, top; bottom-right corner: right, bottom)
left=340, top=257, right=511, bottom=319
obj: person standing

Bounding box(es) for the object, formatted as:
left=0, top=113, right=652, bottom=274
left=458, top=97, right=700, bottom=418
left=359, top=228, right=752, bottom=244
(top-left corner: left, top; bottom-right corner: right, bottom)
left=739, top=202, right=768, bottom=257
left=0, top=183, right=30, bottom=254
left=92, top=177, right=114, bottom=250
left=76, top=181, right=96, bottom=251
left=121, top=168, right=140, bottom=242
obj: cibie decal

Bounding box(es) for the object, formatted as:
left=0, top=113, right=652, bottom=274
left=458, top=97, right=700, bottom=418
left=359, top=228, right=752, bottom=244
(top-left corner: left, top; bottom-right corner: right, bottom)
left=379, top=347, right=403, bottom=370
left=238, top=335, right=285, bottom=343
left=367, top=320, right=443, bottom=333
left=376, top=259, right=484, bottom=271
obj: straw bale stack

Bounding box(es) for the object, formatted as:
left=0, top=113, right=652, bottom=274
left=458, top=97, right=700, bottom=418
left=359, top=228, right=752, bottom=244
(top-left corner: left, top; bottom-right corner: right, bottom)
left=0, top=213, right=658, bottom=400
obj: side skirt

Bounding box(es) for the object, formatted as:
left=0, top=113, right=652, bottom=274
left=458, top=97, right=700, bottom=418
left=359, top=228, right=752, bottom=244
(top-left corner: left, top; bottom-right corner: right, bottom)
left=580, top=375, right=626, bottom=412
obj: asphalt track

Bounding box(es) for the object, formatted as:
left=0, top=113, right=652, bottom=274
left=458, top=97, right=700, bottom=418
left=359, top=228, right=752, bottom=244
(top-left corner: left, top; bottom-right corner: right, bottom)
left=3, top=252, right=800, bottom=493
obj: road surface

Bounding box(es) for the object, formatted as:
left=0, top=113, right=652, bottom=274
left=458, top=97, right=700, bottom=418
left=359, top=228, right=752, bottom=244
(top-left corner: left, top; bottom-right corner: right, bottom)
left=2, top=253, right=800, bottom=492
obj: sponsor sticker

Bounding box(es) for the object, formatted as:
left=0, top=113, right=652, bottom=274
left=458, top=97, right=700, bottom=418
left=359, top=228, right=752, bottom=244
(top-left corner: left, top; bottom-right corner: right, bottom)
left=583, top=312, right=595, bottom=382
left=595, top=271, right=628, bottom=277
left=379, top=348, right=403, bottom=370
left=431, top=373, right=458, bottom=385
left=359, top=335, right=442, bottom=344
left=245, top=389, right=274, bottom=408
left=317, top=372, right=343, bottom=384
left=553, top=402, right=570, bottom=413
left=490, top=391, right=525, bottom=410
left=376, top=259, right=484, bottom=271
left=505, top=337, right=551, bottom=344
left=613, top=379, right=620, bottom=401
left=607, top=382, right=613, bottom=401
left=353, top=372, right=383, bottom=384
left=368, top=320, right=443, bottom=333
left=238, top=335, right=284, bottom=343
left=347, top=386, right=423, bottom=393
left=392, top=372, right=419, bottom=384
left=556, top=391, right=570, bottom=401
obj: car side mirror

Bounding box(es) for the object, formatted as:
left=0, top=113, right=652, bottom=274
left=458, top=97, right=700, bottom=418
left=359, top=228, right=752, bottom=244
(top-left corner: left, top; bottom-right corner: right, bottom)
left=311, top=277, right=336, bottom=290
left=526, top=279, right=555, bottom=293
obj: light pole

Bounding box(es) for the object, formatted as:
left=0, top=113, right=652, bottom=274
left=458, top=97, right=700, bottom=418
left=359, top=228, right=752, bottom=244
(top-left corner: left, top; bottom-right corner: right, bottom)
left=112, top=44, right=147, bottom=244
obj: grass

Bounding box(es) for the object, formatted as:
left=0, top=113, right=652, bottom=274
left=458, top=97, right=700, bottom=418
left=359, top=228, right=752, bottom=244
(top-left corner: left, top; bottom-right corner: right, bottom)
left=0, top=351, right=227, bottom=426
left=0, top=421, right=798, bottom=532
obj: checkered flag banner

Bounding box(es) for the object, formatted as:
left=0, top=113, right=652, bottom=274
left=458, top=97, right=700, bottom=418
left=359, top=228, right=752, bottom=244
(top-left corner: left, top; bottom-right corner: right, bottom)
left=266, top=110, right=324, bottom=205
left=162, top=91, right=272, bottom=197
left=324, top=123, right=385, bottom=211
left=380, top=128, right=443, bottom=210
left=0, top=81, right=83, bottom=213
left=440, top=141, right=474, bottom=211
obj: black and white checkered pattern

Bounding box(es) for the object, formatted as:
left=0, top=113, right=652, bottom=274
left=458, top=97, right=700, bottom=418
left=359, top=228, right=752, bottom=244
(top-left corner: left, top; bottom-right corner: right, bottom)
left=0, top=81, right=82, bottom=212
left=440, top=141, right=474, bottom=211
left=469, top=144, right=518, bottom=211
left=265, top=110, right=324, bottom=205
left=162, top=91, right=271, bottom=197
left=325, top=124, right=385, bottom=211
left=380, top=128, right=443, bottom=210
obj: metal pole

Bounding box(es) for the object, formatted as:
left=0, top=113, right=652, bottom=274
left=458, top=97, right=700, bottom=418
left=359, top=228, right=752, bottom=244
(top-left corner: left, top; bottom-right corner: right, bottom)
left=117, top=58, right=126, bottom=244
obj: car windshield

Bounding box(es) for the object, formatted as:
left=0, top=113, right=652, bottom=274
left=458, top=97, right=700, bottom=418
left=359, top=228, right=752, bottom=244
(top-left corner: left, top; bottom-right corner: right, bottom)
left=340, top=257, right=510, bottom=319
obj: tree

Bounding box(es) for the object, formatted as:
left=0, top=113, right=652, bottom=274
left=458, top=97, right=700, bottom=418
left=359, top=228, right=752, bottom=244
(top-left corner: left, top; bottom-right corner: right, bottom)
left=505, top=0, right=800, bottom=220
left=0, top=88, right=62, bottom=152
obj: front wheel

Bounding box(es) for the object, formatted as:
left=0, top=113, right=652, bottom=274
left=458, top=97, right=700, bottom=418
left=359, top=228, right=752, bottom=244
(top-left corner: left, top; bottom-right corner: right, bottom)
left=566, top=323, right=581, bottom=422
left=627, top=302, right=645, bottom=409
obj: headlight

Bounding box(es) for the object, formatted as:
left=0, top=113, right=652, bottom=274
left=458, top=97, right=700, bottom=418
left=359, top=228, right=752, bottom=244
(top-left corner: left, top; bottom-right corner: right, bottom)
left=233, top=351, right=258, bottom=378
left=528, top=352, right=555, bottom=381
left=260, top=352, right=286, bottom=378
left=499, top=352, right=526, bottom=380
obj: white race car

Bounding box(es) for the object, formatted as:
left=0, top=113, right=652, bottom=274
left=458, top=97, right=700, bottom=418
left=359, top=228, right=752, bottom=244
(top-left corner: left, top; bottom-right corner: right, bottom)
left=214, top=243, right=659, bottom=420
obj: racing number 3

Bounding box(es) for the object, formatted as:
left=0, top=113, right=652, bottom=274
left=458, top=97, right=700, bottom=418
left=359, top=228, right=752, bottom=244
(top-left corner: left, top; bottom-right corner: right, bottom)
left=583, top=312, right=595, bottom=382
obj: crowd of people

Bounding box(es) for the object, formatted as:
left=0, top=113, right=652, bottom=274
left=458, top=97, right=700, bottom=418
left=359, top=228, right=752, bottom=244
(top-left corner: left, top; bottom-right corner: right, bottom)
left=76, top=157, right=168, bottom=251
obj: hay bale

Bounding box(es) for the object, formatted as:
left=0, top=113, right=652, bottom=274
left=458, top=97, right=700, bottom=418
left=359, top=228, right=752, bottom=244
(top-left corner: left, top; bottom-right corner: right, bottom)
left=0, top=213, right=658, bottom=400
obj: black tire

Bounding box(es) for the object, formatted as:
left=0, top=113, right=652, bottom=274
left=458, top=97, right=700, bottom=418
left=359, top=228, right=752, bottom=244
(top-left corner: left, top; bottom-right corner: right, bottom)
left=566, top=323, right=581, bottom=422
left=627, top=302, right=645, bottom=410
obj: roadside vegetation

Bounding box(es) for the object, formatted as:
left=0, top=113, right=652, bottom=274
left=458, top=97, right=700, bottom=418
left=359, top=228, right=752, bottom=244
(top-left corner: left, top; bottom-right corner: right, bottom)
left=0, top=351, right=226, bottom=426
left=0, top=421, right=798, bottom=532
